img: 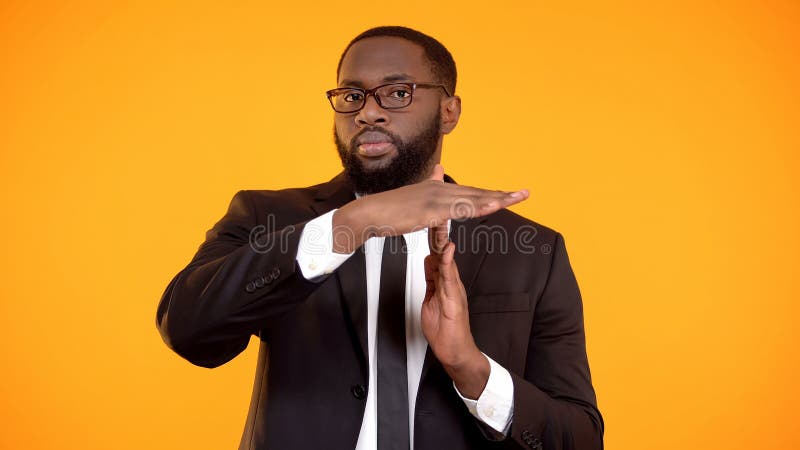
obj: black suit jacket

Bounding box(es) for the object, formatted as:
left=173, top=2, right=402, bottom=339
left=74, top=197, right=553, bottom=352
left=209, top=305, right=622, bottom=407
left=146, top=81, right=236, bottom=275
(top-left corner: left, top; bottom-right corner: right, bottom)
left=156, top=172, right=603, bottom=450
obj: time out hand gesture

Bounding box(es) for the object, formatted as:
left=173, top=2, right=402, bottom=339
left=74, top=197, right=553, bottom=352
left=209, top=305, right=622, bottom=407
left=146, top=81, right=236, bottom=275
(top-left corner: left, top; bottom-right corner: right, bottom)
left=333, top=164, right=529, bottom=398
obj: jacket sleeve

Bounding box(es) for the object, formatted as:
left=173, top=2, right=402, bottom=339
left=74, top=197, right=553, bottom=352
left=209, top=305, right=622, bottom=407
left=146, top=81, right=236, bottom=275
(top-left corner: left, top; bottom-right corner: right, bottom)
left=155, top=190, right=322, bottom=368
left=506, top=233, right=604, bottom=450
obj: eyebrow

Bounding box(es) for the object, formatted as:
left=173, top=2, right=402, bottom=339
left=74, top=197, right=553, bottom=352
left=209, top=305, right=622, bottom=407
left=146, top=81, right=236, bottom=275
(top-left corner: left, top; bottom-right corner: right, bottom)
left=339, top=73, right=415, bottom=88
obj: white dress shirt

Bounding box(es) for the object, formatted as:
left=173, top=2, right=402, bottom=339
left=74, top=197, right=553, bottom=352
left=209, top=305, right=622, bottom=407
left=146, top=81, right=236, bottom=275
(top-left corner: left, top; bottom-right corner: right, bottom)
left=296, top=208, right=514, bottom=449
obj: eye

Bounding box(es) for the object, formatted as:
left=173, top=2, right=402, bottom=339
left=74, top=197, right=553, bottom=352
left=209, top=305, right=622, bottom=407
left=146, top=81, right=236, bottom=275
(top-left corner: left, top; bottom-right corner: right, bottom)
left=388, top=87, right=411, bottom=99
left=343, top=91, right=364, bottom=103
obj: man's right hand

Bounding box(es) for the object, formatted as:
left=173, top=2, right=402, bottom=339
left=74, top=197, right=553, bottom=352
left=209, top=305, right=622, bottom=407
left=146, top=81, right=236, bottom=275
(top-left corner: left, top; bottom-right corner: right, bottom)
left=331, top=164, right=530, bottom=254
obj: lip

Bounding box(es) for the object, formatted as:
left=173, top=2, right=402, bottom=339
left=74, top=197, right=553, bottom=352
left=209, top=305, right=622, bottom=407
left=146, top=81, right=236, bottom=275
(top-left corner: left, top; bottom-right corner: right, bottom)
left=358, top=142, right=395, bottom=158
left=356, top=130, right=394, bottom=146
left=354, top=130, right=396, bottom=158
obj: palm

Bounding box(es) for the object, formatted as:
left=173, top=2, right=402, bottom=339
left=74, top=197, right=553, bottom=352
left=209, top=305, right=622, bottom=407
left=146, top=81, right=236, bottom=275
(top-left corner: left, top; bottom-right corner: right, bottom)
left=421, top=241, right=472, bottom=367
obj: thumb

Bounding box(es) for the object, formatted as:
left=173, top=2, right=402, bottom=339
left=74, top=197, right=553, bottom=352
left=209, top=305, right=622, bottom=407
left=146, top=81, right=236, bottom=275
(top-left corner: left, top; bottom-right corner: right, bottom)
left=428, top=163, right=444, bottom=182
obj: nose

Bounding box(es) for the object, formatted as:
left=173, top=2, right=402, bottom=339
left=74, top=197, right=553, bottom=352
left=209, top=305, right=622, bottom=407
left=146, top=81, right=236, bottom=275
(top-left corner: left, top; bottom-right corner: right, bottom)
left=355, top=93, right=388, bottom=127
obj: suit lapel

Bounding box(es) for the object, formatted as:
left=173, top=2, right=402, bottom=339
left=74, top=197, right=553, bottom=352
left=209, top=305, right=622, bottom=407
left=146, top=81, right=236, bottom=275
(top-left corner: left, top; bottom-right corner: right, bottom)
left=336, top=247, right=370, bottom=373
left=309, top=171, right=355, bottom=218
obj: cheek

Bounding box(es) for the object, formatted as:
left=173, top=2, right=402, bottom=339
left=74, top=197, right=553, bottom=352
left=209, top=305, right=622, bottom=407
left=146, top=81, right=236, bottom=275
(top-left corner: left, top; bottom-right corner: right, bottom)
left=333, top=117, right=354, bottom=141
left=395, top=107, right=436, bottom=130
left=402, top=109, right=440, bottom=137
left=333, top=117, right=353, bottom=142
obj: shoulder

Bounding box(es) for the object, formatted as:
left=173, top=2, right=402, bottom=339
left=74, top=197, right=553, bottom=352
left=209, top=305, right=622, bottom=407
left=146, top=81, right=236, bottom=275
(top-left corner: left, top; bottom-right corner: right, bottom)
left=479, top=207, right=562, bottom=248
left=460, top=208, right=568, bottom=295
left=219, top=178, right=338, bottom=230
left=238, top=179, right=331, bottom=208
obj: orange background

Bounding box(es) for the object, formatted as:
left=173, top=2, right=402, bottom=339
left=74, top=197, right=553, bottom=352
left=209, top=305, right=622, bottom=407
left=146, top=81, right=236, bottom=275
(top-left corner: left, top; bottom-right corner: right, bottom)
left=1, top=1, right=798, bottom=449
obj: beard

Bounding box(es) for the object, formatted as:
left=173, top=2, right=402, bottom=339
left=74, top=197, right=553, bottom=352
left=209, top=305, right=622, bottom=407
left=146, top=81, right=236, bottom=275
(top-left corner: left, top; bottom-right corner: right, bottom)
left=334, top=117, right=440, bottom=194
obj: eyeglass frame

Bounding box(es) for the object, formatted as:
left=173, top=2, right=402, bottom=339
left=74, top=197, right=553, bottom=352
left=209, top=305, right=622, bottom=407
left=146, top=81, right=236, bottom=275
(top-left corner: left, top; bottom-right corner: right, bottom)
left=325, top=82, right=452, bottom=113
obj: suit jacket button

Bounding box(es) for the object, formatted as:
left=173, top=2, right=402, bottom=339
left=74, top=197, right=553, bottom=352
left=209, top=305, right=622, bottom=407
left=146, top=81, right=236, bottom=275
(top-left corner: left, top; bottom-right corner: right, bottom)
left=351, top=384, right=366, bottom=399
left=245, top=282, right=255, bottom=293
left=522, top=430, right=532, bottom=439
left=254, top=277, right=265, bottom=288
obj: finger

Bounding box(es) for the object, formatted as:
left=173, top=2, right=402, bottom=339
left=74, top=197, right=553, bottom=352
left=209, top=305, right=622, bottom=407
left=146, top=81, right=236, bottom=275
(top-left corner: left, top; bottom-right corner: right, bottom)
left=424, top=253, right=439, bottom=281
left=438, top=243, right=464, bottom=301
left=423, top=254, right=438, bottom=301
left=445, top=183, right=520, bottom=200
left=441, top=241, right=454, bottom=265
left=441, top=187, right=530, bottom=221
left=424, top=276, right=436, bottom=302
left=437, top=242, right=461, bottom=299
left=428, top=222, right=449, bottom=254
left=481, top=189, right=530, bottom=213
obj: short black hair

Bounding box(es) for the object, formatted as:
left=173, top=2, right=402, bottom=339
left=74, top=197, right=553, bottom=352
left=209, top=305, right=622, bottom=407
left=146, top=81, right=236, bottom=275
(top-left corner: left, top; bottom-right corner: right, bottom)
left=336, top=26, right=457, bottom=95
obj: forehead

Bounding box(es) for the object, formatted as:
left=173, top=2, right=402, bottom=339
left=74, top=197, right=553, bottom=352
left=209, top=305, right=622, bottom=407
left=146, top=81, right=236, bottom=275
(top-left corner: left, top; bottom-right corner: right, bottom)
left=338, top=36, right=434, bottom=87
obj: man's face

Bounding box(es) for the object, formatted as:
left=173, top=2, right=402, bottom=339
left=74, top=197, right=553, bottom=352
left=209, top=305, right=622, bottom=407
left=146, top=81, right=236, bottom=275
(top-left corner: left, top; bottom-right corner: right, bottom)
left=334, top=37, right=445, bottom=194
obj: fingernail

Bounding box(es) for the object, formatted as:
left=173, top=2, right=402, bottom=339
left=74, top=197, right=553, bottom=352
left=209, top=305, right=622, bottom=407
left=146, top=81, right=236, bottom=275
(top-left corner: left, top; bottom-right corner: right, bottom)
left=510, top=189, right=529, bottom=199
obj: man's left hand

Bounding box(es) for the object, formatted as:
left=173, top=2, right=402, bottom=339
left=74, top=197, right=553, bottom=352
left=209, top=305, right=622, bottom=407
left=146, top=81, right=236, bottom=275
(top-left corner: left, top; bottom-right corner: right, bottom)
left=421, top=169, right=491, bottom=400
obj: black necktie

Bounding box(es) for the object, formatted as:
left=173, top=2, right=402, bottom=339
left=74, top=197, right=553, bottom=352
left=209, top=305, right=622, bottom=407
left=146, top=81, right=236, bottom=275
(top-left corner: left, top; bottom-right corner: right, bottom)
left=377, top=235, right=410, bottom=450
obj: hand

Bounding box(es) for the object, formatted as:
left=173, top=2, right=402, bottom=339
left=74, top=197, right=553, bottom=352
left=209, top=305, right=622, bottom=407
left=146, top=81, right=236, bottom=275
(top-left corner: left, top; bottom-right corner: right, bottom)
left=422, top=232, right=489, bottom=399
left=332, top=164, right=529, bottom=254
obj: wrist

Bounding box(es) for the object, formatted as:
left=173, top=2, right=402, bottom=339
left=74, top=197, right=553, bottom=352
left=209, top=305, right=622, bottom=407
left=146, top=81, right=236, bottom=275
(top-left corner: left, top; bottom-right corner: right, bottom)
left=446, top=347, right=490, bottom=400
left=332, top=200, right=368, bottom=253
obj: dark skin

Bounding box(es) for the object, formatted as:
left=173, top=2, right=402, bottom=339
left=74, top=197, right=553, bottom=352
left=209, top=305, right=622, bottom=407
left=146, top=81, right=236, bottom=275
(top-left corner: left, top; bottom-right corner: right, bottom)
left=332, top=37, right=530, bottom=400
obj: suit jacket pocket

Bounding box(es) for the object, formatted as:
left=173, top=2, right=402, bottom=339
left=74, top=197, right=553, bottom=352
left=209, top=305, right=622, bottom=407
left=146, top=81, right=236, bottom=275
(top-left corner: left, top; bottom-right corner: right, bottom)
left=468, top=292, right=531, bottom=314
left=468, top=291, right=533, bottom=374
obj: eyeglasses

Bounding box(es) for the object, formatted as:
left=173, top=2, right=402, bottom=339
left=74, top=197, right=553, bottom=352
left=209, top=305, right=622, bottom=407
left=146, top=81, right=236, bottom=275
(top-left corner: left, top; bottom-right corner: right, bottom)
left=326, top=82, right=451, bottom=113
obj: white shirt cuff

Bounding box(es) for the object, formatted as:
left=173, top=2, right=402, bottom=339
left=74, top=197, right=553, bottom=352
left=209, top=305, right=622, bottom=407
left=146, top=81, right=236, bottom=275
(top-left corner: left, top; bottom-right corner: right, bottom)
left=296, top=209, right=354, bottom=281
left=453, top=353, right=514, bottom=436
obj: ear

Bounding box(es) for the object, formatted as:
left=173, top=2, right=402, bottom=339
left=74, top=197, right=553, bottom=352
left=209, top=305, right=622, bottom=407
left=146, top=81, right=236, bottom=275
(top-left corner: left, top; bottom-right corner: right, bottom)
left=439, top=95, right=461, bottom=135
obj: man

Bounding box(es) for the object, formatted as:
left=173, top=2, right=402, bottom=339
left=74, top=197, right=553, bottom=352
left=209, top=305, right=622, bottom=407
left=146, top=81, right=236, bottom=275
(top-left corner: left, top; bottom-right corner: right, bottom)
left=156, top=26, right=603, bottom=450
